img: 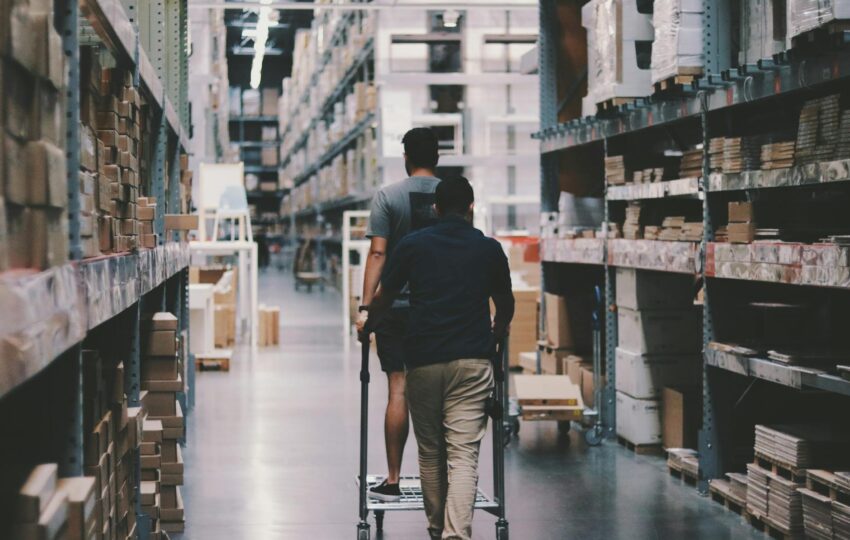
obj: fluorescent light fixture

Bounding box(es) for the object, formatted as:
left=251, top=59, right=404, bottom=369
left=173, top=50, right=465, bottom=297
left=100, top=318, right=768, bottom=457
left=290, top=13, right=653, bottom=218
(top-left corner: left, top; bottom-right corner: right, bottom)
left=250, top=0, right=275, bottom=89
left=442, top=9, right=460, bottom=28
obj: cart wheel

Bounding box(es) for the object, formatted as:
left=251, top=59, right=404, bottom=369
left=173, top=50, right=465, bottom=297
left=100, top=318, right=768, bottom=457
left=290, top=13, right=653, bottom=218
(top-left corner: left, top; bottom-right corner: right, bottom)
left=496, top=519, right=509, bottom=540
left=511, top=418, right=520, bottom=436
left=375, top=511, right=384, bottom=531
left=357, top=522, right=371, bottom=540
left=584, top=426, right=603, bottom=447
left=557, top=421, right=571, bottom=433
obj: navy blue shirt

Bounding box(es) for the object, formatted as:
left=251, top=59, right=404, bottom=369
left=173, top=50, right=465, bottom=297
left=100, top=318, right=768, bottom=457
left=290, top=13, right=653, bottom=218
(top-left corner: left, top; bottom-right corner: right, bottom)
left=381, top=216, right=515, bottom=369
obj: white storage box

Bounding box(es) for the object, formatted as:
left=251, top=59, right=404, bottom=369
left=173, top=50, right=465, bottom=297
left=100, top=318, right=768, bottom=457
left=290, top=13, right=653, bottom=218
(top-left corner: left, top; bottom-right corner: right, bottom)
left=616, top=391, right=662, bottom=445
left=615, top=267, right=695, bottom=310
left=617, top=307, right=701, bottom=354
left=650, top=0, right=705, bottom=84
left=615, top=347, right=700, bottom=399
left=788, top=0, right=850, bottom=40
left=582, top=0, right=653, bottom=106
left=739, top=0, right=786, bottom=63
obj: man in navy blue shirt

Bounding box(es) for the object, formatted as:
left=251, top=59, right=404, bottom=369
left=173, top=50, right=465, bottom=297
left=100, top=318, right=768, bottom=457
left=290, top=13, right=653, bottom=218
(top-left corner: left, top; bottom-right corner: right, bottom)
left=363, top=177, right=515, bottom=540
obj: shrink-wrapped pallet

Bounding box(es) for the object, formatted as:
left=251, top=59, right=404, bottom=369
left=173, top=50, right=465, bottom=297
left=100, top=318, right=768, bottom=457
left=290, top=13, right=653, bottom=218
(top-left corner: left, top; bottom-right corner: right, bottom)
left=650, top=0, right=704, bottom=84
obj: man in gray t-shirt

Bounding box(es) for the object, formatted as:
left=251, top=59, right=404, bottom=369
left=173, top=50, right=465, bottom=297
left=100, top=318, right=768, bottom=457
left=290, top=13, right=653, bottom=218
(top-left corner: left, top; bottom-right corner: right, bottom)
left=356, top=127, right=440, bottom=501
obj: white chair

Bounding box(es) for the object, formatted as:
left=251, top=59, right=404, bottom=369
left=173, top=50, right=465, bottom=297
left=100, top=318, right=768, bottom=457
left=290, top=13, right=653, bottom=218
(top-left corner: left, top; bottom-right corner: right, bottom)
left=211, top=185, right=253, bottom=243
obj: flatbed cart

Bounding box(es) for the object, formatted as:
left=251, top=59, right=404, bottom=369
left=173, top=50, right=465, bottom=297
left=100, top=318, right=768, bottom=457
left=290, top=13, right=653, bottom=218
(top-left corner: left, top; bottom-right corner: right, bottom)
left=355, top=338, right=511, bottom=539
left=509, top=286, right=605, bottom=447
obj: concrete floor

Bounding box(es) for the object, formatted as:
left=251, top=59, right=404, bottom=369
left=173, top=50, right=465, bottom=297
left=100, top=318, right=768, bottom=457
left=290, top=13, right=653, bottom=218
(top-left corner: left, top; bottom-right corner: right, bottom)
left=176, top=271, right=761, bottom=540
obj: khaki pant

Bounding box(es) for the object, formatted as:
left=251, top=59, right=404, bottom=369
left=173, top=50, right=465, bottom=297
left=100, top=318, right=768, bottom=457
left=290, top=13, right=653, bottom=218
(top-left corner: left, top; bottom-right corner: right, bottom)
left=406, top=358, right=494, bottom=540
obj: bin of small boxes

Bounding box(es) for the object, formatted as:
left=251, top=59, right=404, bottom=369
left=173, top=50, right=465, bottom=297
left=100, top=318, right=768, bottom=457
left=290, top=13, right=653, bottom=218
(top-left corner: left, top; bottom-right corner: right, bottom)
left=2, top=3, right=69, bottom=270
left=14, top=463, right=102, bottom=540
left=140, top=312, right=186, bottom=533
left=81, top=348, right=146, bottom=539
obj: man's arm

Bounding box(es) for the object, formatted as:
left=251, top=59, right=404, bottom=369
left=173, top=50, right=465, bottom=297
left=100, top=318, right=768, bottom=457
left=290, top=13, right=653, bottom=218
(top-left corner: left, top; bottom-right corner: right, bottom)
left=359, top=239, right=412, bottom=340
left=491, top=244, right=515, bottom=343
left=362, top=236, right=387, bottom=306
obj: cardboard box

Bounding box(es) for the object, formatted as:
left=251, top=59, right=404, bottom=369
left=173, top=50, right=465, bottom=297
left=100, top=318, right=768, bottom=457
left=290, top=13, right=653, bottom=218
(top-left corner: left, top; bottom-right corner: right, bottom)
left=615, top=268, right=694, bottom=311
left=544, top=292, right=591, bottom=350
left=14, top=490, right=69, bottom=540
left=540, top=347, right=570, bottom=375
left=143, top=312, right=179, bottom=331
left=57, top=477, right=96, bottom=540
left=662, top=386, right=701, bottom=449
left=142, top=391, right=177, bottom=417
left=728, top=201, right=753, bottom=223
left=142, top=419, right=163, bottom=444
left=141, top=375, right=184, bottom=393
left=565, top=355, right=589, bottom=387
left=161, top=440, right=178, bottom=464
left=261, top=147, right=278, bottom=166
left=727, top=222, right=756, bottom=243
left=141, top=355, right=178, bottom=381
left=616, top=391, right=662, bottom=445
left=614, top=347, right=700, bottom=399
left=17, top=464, right=58, bottom=522
left=145, top=330, right=177, bottom=357
left=617, top=307, right=701, bottom=354
left=164, top=214, right=199, bottom=230
left=580, top=366, right=605, bottom=408
left=518, top=351, right=538, bottom=372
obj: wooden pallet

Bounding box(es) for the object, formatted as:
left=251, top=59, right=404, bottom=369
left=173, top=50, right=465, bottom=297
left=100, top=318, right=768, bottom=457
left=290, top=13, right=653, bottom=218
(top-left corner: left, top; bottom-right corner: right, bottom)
left=708, top=479, right=747, bottom=516
left=791, top=21, right=850, bottom=50
left=753, top=452, right=808, bottom=483
left=653, top=70, right=702, bottom=95
left=596, top=97, right=635, bottom=115
left=805, top=469, right=850, bottom=505
left=195, top=351, right=232, bottom=372
left=668, top=465, right=699, bottom=486
left=617, top=436, right=663, bottom=455
left=745, top=511, right=803, bottom=540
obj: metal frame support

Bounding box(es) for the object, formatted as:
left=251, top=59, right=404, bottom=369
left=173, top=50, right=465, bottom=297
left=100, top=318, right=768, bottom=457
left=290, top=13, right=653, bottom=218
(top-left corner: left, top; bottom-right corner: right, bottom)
left=61, top=0, right=82, bottom=261
left=56, top=347, right=84, bottom=477
left=601, top=137, right=617, bottom=437
left=698, top=91, right=720, bottom=493
left=702, top=0, right=732, bottom=75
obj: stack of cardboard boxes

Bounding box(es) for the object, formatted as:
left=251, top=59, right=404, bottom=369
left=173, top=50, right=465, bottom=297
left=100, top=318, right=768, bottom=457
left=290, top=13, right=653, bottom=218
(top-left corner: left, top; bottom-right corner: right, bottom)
left=508, top=288, right=540, bottom=369
left=727, top=201, right=756, bottom=243
left=543, top=292, right=599, bottom=406
left=82, top=349, right=146, bottom=539
left=614, top=268, right=701, bottom=447
left=14, top=464, right=99, bottom=540
left=79, top=45, right=151, bottom=257
left=138, top=197, right=157, bottom=249
left=2, top=2, right=69, bottom=270
left=140, top=312, right=186, bottom=534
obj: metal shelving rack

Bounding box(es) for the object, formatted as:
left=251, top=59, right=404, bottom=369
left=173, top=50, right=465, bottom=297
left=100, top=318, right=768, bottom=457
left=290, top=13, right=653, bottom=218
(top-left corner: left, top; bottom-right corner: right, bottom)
left=535, top=0, right=850, bottom=495
left=0, top=0, right=192, bottom=534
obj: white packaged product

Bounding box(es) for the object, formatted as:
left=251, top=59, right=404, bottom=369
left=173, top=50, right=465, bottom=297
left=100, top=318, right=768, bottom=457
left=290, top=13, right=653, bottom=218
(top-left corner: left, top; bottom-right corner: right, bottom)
left=739, top=0, right=786, bottom=63
left=787, top=0, right=850, bottom=39
left=650, top=0, right=704, bottom=84
left=582, top=0, right=653, bottom=106
left=616, top=391, right=662, bottom=445
left=615, top=347, right=700, bottom=399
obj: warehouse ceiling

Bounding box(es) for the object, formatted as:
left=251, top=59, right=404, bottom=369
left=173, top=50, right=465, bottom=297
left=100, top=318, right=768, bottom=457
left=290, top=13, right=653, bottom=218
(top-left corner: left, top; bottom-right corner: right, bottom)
left=225, top=2, right=313, bottom=89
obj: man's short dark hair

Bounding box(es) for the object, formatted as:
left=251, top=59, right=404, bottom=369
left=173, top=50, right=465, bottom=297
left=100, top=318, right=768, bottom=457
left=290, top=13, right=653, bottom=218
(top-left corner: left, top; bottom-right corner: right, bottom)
left=402, top=127, right=439, bottom=169
left=435, top=177, right=474, bottom=216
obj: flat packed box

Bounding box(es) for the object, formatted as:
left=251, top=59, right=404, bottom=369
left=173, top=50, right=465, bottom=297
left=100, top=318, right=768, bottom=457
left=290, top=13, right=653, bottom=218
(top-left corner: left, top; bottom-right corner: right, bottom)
left=544, top=292, right=590, bottom=350
left=614, top=347, right=700, bottom=399
left=616, top=391, right=662, bottom=445
left=662, top=386, right=701, bottom=449
left=617, top=307, right=701, bottom=354
left=615, top=268, right=694, bottom=311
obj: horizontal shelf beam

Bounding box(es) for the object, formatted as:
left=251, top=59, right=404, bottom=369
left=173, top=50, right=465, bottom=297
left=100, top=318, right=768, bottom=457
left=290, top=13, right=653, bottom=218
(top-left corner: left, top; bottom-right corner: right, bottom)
left=536, top=51, right=850, bottom=153
left=0, top=243, right=190, bottom=400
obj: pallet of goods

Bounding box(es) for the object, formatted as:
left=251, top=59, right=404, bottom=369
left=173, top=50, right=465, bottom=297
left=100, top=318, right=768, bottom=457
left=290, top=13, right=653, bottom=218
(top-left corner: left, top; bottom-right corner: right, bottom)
left=581, top=0, right=653, bottom=115
left=650, top=0, right=704, bottom=89
left=788, top=0, right=850, bottom=46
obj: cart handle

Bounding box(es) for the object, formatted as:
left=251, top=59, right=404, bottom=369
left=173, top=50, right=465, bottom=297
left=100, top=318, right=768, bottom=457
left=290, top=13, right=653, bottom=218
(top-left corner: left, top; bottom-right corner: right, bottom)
left=592, top=285, right=603, bottom=331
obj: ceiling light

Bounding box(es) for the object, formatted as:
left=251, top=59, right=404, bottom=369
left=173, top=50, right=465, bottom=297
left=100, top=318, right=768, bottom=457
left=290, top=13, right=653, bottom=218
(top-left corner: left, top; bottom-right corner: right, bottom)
left=250, top=0, right=273, bottom=89
left=442, top=9, right=460, bottom=28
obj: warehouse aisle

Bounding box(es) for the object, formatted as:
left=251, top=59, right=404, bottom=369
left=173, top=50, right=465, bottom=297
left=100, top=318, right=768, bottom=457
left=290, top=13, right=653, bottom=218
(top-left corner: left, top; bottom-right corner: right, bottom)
left=177, top=272, right=760, bottom=540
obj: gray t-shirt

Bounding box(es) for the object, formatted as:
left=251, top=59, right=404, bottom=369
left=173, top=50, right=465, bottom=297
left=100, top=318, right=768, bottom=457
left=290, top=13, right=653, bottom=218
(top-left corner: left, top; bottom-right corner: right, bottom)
left=366, top=175, right=440, bottom=305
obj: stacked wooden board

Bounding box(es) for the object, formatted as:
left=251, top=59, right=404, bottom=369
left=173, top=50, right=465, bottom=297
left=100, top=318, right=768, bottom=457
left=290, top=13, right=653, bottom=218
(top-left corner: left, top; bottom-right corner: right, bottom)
left=624, top=203, right=642, bottom=239
left=795, top=94, right=840, bottom=165
left=678, top=148, right=703, bottom=178
left=605, top=155, right=628, bottom=186
left=760, top=141, right=796, bottom=170
left=722, top=137, right=762, bottom=173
